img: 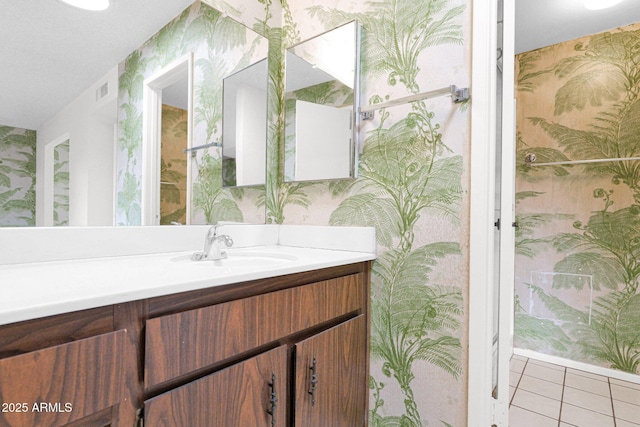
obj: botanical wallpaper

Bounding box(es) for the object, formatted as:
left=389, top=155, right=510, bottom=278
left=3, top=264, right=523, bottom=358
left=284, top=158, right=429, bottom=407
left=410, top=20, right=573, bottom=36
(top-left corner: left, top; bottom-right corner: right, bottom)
left=278, top=0, right=470, bottom=425
left=118, top=0, right=471, bottom=424
left=515, top=22, right=640, bottom=375
left=53, top=139, right=70, bottom=227
left=160, top=104, right=188, bottom=225
left=115, top=0, right=268, bottom=225
left=0, top=125, right=36, bottom=227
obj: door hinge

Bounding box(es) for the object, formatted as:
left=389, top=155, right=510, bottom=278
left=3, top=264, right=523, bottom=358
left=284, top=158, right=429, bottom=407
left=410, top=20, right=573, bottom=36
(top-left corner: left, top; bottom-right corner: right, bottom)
left=495, top=218, right=519, bottom=230
left=491, top=397, right=509, bottom=426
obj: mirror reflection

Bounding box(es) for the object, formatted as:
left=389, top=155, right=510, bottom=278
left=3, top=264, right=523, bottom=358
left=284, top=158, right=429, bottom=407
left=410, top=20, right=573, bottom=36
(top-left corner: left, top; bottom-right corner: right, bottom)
left=0, top=126, right=36, bottom=227
left=159, top=70, right=190, bottom=225
left=283, top=20, right=360, bottom=183
left=52, top=138, right=71, bottom=227
left=222, top=59, right=268, bottom=188
left=0, top=0, right=268, bottom=227
left=120, top=2, right=269, bottom=226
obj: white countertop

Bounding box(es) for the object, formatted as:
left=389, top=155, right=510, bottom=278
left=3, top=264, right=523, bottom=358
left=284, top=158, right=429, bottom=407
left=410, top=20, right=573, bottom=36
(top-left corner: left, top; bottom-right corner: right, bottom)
left=0, top=225, right=376, bottom=326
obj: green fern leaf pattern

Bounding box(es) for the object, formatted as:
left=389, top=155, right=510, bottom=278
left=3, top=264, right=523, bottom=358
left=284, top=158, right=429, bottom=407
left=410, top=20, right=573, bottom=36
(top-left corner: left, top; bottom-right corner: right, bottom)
left=329, top=194, right=401, bottom=247
left=515, top=24, right=640, bottom=374
left=0, top=126, right=36, bottom=226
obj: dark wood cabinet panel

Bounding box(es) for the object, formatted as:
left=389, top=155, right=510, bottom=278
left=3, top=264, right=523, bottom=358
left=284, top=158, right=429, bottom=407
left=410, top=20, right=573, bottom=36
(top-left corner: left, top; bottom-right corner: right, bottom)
left=144, top=345, right=288, bottom=427
left=0, top=306, right=114, bottom=359
left=113, top=301, right=148, bottom=427
left=145, top=268, right=369, bottom=425
left=0, top=330, right=126, bottom=427
left=145, top=287, right=292, bottom=389
left=294, top=315, right=367, bottom=427
left=290, top=274, right=365, bottom=333
left=0, top=261, right=371, bottom=426
left=62, top=407, right=113, bottom=427
left=147, top=262, right=366, bottom=317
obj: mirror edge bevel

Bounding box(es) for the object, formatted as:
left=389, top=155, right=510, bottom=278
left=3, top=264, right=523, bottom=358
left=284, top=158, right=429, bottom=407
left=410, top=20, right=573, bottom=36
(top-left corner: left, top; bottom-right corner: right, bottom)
left=352, top=19, right=361, bottom=180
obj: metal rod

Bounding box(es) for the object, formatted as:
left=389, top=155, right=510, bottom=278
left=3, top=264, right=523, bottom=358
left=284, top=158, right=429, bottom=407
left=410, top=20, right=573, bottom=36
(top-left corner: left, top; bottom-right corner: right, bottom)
left=183, top=142, right=220, bottom=154
left=359, top=85, right=469, bottom=116
left=526, top=156, right=640, bottom=167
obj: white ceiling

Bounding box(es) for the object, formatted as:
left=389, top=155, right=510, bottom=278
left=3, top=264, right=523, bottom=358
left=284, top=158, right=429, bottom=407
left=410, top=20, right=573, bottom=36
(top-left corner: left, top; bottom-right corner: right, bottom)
left=515, top=0, right=640, bottom=54
left=0, top=0, right=194, bottom=130
left=2, top=0, right=640, bottom=130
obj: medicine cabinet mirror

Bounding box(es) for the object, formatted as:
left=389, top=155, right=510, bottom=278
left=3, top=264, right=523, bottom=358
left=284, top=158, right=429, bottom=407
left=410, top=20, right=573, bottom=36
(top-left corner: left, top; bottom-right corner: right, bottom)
left=283, top=20, right=361, bottom=183
left=222, top=59, right=268, bottom=188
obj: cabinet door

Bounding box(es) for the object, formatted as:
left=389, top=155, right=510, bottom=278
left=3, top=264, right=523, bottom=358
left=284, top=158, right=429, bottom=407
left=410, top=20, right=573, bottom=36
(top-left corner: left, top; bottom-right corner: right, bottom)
left=144, top=345, right=287, bottom=427
left=0, top=330, right=126, bottom=427
left=294, top=315, right=367, bottom=427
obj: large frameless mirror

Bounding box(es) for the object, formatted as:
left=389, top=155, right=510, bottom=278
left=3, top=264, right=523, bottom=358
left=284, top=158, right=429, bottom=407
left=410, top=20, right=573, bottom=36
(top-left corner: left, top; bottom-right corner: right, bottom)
left=283, top=20, right=361, bottom=183
left=0, top=1, right=270, bottom=227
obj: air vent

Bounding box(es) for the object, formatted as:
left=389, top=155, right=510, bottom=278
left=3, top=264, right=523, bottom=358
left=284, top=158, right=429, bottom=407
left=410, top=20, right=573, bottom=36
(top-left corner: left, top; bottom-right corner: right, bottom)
left=96, top=82, right=109, bottom=101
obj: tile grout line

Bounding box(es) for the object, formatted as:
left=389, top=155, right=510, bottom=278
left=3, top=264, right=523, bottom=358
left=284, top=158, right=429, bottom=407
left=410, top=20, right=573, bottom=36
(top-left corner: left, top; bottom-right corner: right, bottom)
left=510, top=357, right=528, bottom=406
left=510, top=357, right=640, bottom=426
left=558, top=366, right=567, bottom=427
left=509, top=403, right=562, bottom=424
left=609, top=377, right=617, bottom=427
left=566, top=368, right=610, bottom=384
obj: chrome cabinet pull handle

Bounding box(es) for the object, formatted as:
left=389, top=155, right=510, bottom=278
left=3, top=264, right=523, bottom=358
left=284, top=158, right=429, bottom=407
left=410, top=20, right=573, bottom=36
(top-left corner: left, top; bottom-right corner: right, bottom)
left=267, top=373, right=277, bottom=426
left=308, top=357, right=318, bottom=406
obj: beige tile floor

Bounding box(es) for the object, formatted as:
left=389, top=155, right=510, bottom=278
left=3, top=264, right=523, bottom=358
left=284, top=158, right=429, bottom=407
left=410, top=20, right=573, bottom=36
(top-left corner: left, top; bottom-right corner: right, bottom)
left=509, top=354, right=640, bottom=426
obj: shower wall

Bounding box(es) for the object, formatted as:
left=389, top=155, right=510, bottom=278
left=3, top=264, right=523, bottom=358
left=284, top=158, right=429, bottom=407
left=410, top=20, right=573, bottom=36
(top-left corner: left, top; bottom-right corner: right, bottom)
left=514, top=22, right=640, bottom=375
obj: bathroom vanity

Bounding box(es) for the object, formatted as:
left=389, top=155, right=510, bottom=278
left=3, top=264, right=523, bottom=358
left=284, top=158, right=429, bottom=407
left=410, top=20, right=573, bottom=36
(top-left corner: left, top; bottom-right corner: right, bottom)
left=0, top=225, right=375, bottom=427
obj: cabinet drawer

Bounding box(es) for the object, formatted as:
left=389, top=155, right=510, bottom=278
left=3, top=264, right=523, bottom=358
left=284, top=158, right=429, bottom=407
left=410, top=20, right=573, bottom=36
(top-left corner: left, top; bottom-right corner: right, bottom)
left=145, top=273, right=365, bottom=389
left=0, top=330, right=126, bottom=427
left=145, top=345, right=288, bottom=427
left=291, top=273, right=365, bottom=333
left=145, top=287, right=292, bottom=388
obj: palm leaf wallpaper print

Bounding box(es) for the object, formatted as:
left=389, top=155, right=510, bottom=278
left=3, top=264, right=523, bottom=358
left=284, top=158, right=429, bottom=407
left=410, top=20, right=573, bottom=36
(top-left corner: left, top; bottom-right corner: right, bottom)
left=119, top=0, right=471, bottom=424
left=282, top=0, right=469, bottom=425
left=0, top=126, right=36, bottom=227
left=515, top=23, right=640, bottom=375
left=53, top=140, right=70, bottom=226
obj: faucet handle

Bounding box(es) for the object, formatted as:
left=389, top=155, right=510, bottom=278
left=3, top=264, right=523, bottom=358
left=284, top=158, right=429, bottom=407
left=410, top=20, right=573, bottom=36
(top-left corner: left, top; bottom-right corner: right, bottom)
left=221, top=235, right=234, bottom=247
left=190, top=251, right=206, bottom=261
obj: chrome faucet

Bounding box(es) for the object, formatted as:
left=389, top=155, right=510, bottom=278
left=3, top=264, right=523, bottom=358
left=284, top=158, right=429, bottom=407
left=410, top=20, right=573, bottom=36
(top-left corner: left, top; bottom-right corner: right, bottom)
left=191, top=224, right=234, bottom=261
left=204, top=224, right=234, bottom=260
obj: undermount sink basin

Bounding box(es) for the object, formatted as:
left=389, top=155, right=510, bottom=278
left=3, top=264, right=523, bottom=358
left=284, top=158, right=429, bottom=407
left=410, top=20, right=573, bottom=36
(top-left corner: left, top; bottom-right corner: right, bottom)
left=170, top=249, right=298, bottom=267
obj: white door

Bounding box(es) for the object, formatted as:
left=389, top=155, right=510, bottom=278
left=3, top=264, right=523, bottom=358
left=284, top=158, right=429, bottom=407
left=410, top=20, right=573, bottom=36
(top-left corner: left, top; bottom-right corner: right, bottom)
left=468, top=0, right=515, bottom=425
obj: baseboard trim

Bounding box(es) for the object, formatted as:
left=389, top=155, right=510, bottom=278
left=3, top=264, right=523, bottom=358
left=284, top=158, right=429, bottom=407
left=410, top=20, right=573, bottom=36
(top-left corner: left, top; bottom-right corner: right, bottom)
left=514, top=348, right=640, bottom=385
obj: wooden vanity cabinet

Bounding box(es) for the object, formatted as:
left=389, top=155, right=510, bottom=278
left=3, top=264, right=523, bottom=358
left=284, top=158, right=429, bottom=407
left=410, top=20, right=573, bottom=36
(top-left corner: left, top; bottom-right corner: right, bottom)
left=295, top=315, right=367, bottom=427
left=144, top=316, right=367, bottom=427
left=0, top=261, right=371, bottom=427
left=143, top=262, right=371, bottom=427
left=145, top=345, right=289, bottom=426
left=0, top=307, right=132, bottom=427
